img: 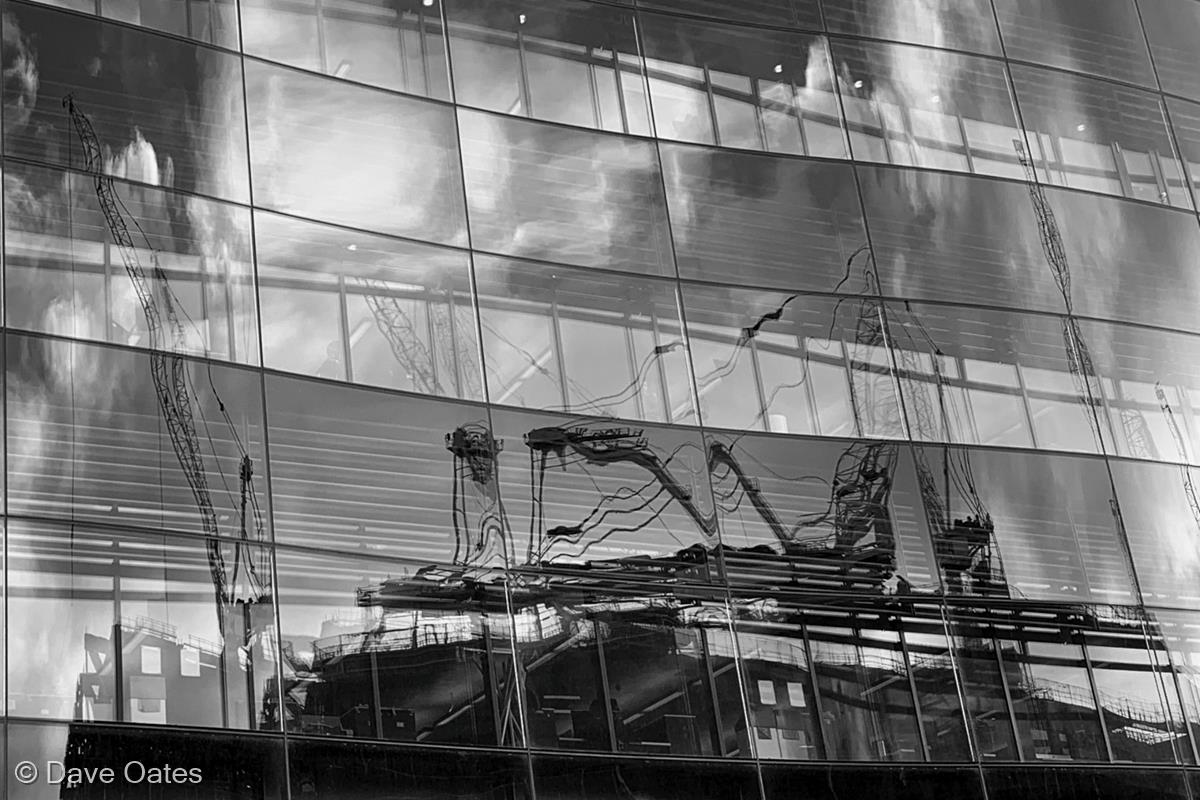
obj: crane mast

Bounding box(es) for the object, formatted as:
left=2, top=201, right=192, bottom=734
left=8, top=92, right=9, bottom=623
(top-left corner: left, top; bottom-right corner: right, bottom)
left=1156, top=383, right=1200, bottom=530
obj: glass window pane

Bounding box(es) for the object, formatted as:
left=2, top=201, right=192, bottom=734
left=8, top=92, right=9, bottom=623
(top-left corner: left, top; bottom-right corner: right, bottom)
left=459, top=110, right=674, bottom=274
left=639, top=0, right=821, bottom=30
left=289, top=738, right=531, bottom=799
left=7, top=334, right=269, bottom=539
left=1011, top=65, right=1190, bottom=208
left=822, top=0, right=1000, bottom=54
left=37, top=0, right=238, bottom=46
left=245, top=61, right=467, bottom=246
left=639, top=13, right=846, bottom=158
left=714, top=434, right=939, bottom=594
left=1149, top=608, right=1200, bottom=763
left=445, top=0, right=649, bottom=135
left=254, top=211, right=482, bottom=400
left=920, top=446, right=1136, bottom=605
left=265, top=374, right=506, bottom=567
left=493, top=408, right=721, bottom=583
left=949, top=627, right=1020, bottom=760
left=994, top=0, right=1154, bottom=86
left=832, top=38, right=1019, bottom=178
left=903, top=619, right=972, bottom=760
left=6, top=161, right=258, bottom=364
left=276, top=547, right=516, bottom=745
left=662, top=144, right=867, bottom=291
left=244, top=0, right=450, bottom=99
left=474, top=255, right=691, bottom=422
left=683, top=284, right=903, bottom=439
left=5, top=1, right=250, bottom=204
left=858, top=166, right=1200, bottom=334
left=1140, top=0, right=1200, bottom=102
left=1167, top=97, right=1200, bottom=208
left=8, top=520, right=278, bottom=730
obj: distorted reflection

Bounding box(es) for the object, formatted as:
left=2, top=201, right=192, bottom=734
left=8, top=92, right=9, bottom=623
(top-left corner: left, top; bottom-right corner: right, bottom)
left=274, top=547, right=520, bottom=746
left=458, top=110, right=674, bottom=274
left=857, top=166, right=1200, bottom=334
left=1148, top=609, right=1200, bottom=763
left=38, top=0, right=238, bottom=47
left=993, top=0, right=1154, bottom=86
left=4, top=1, right=250, bottom=203
left=918, top=446, right=1136, bottom=605
left=446, top=0, right=650, bottom=135
left=9, top=519, right=277, bottom=731
left=822, top=0, right=1000, bottom=54
left=474, top=256, right=691, bottom=422
left=265, top=375, right=507, bottom=568
left=661, top=144, right=867, bottom=291
left=245, top=60, right=467, bottom=246
left=5, top=161, right=259, bottom=364
left=1166, top=97, right=1200, bottom=208
left=515, top=589, right=745, bottom=758
left=1010, top=66, right=1190, bottom=208
left=710, top=433, right=939, bottom=594
left=255, top=211, right=482, bottom=400
left=831, top=38, right=1021, bottom=178
left=640, top=0, right=820, bottom=30
left=682, top=281, right=902, bottom=439
left=243, top=0, right=450, bottom=99
left=7, top=334, right=268, bottom=538
left=638, top=12, right=846, bottom=157
left=494, top=409, right=720, bottom=582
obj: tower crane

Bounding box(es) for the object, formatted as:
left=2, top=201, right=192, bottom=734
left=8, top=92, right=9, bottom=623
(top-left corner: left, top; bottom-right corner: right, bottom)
left=63, top=97, right=268, bottom=635
left=358, top=276, right=443, bottom=395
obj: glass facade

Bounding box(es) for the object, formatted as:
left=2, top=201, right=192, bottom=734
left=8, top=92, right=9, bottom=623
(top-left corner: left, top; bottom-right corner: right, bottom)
left=2, top=0, right=1200, bottom=798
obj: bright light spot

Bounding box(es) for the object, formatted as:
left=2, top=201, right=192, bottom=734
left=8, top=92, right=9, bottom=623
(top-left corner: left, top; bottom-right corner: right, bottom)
left=518, top=13, right=526, bottom=24
left=422, top=0, right=434, bottom=5
left=346, top=244, right=358, bottom=251
left=853, top=79, right=864, bottom=89
left=1076, top=123, right=1087, bottom=132
left=773, top=63, right=783, bottom=74
left=930, top=94, right=940, bottom=104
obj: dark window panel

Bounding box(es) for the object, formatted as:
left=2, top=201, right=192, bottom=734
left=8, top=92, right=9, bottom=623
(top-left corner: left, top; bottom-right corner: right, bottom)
left=6, top=333, right=269, bottom=538
left=8, top=721, right=286, bottom=798
left=951, top=610, right=1107, bottom=762
left=821, top=0, right=1001, bottom=54
left=473, top=255, right=691, bottom=423
left=4, top=1, right=250, bottom=203
left=1148, top=609, right=1200, bottom=763
left=1140, top=0, right=1200, bottom=102
left=682, top=284, right=903, bottom=440
left=264, top=374, right=506, bottom=568
left=662, top=143, right=867, bottom=292
left=1167, top=97, right=1200, bottom=207
left=831, top=38, right=1021, bottom=178
left=533, top=754, right=762, bottom=800
left=761, top=764, right=985, bottom=800
left=518, top=588, right=746, bottom=759
left=243, top=0, right=450, bottom=99
left=1087, top=629, right=1192, bottom=763
left=458, top=110, right=674, bottom=274
left=253, top=211, right=482, bottom=400
left=33, top=0, right=238, bottom=47
left=1078, top=318, right=1200, bottom=464
left=1110, top=460, right=1200, bottom=610
left=1011, top=65, right=1191, bottom=208
left=7, top=520, right=279, bottom=731
left=985, top=767, right=1190, bottom=800
left=902, top=618, right=973, bottom=760
left=857, top=165, right=1200, bottom=334
left=5, top=160, right=259, bottom=364
left=445, top=0, right=649, bottom=135
left=245, top=60, right=467, bottom=246
left=916, top=446, right=1136, bottom=605
left=492, top=407, right=721, bottom=583
left=888, top=301, right=1111, bottom=454
left=638, top=13, right=846, bottom=157
left=712, top=433, right=939, bottom=594
left=994, top=0, right=1155, bottom=86
left=288, top=738, right=531, bottom=799
left=275, top=547, right=518, bottom=746
left=639, top=0, right=819, bottom=30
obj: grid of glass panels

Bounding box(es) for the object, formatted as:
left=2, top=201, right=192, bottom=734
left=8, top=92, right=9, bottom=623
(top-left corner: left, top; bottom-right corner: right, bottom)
left=5, top=0, right=1200, bottom=796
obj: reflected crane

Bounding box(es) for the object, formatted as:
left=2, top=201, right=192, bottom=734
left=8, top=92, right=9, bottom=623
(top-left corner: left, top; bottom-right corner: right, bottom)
left=64, top=96, right=268, bottom=724
left=1156, top=382, right=1200, bottom=531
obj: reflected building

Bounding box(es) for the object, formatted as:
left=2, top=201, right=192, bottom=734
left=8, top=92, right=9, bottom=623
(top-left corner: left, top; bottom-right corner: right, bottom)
left=4, top=0, right=1200, bottom=799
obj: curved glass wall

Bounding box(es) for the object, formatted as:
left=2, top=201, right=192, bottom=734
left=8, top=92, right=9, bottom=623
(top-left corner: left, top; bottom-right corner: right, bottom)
left=5, top=0, right=1200, bottom=795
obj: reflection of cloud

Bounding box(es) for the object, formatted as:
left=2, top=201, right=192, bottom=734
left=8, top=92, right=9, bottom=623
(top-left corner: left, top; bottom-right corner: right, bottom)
left=105, top=128, right=162, bottom=186
left=2, top=11, right=38, bottom=138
